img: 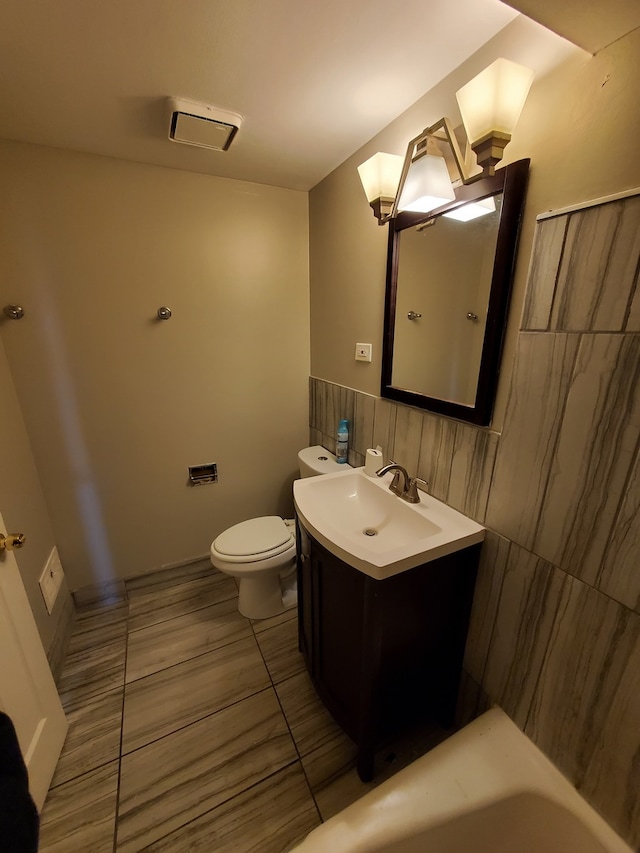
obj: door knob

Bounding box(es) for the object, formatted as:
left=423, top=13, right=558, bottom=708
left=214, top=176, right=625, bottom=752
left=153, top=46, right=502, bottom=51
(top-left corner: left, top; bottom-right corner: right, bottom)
left=0, top=533, right=26, bottom=551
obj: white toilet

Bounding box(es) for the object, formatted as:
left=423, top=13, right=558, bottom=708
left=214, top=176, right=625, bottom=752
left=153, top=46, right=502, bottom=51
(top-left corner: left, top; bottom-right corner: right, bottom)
left=210, top=446, right=350, bottom=619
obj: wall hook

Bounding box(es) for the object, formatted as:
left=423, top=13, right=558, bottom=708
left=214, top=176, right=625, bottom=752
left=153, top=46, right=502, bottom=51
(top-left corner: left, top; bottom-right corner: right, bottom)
left=157, top=306, right=172, bottom=320
left=3, top=305, right=25, bottom=320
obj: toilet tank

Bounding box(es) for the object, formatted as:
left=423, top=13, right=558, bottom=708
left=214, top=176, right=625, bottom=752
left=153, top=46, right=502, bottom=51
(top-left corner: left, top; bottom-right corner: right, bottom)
left=298, top=445, right=351, bottom=478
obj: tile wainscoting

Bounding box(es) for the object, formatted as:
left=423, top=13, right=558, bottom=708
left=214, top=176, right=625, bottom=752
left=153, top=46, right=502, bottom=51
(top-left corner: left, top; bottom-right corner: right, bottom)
left=309, top=191, right=640, bottom=848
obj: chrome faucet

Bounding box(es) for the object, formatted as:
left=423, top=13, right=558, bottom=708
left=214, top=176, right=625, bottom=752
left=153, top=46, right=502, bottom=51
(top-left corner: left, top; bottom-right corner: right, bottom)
left=376, top=463, right=427, bottom=504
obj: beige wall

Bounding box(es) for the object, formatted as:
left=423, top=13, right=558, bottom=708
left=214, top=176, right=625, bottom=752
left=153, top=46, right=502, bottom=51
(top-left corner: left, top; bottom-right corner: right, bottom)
left=309, top=16, right=640, bottom=428
left=0, top=141, right=310, bottom=590
left=0, top=334, right=73, bottom=661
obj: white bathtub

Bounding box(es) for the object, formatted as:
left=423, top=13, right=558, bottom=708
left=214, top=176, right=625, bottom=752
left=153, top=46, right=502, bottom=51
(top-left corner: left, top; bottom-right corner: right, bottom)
left=292, top=708, right=632, bottom=853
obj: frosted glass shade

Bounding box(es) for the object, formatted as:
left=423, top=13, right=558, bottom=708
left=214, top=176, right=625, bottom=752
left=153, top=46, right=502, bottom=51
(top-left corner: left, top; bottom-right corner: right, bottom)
left=357, top=152, right=404, bottom=203
left=455, top=58, right=534, bottom=145
left=443, top=196, right=496, bottom=222
left=397, top=154, right=455, bottom=214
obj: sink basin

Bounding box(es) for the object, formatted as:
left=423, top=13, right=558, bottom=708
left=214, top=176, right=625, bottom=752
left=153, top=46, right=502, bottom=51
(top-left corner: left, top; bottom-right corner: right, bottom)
left=293, top=467, right=485, bottom=579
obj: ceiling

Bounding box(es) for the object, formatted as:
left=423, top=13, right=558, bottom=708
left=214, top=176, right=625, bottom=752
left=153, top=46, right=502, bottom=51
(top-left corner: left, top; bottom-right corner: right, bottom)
left=0, top=0, right=637, bottom=191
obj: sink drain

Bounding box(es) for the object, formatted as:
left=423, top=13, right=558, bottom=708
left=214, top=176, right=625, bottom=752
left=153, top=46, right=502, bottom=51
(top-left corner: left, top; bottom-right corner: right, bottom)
left=363, top=528, right=378, bottom=537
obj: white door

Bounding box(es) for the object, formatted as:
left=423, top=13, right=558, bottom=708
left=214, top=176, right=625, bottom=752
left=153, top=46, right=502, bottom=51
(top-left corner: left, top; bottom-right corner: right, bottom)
left=0, top=511, right=67, bottom=810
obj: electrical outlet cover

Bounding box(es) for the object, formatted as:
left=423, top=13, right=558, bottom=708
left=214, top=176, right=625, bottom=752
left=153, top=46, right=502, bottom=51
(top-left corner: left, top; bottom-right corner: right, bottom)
left=355, top=343, right=372, bottom=362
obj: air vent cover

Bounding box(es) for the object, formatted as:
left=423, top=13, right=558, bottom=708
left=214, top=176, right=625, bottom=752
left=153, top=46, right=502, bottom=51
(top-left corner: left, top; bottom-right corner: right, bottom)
left=167, top=97, right=242, bottom=151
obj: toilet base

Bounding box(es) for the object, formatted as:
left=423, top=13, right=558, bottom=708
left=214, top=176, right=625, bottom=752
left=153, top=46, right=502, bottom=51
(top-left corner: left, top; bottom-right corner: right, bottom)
left=237, top=573, right=297, bottom=620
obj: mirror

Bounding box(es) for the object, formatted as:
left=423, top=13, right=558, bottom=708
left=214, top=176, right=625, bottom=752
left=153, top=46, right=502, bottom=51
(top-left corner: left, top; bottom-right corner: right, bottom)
left=381, top=158, right=529, bottom=425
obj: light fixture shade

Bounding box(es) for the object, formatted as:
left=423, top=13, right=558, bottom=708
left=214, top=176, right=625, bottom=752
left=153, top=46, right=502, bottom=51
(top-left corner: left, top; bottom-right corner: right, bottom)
left=397, top=153, right=455, bottom=214
left=443, top=196, right=496, bottom=222
left=455, top=58, right=534, bottom=146
left=357, top=153, right=404, bottom=204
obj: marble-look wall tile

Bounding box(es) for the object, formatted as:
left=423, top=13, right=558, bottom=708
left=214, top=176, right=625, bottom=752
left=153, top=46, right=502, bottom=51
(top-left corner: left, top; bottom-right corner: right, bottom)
left=525, top=575, right=640, bottom=848
left=550, top=197, right=640, bottom=332
left=533, top=334, right=640, bottom=588
left=309, top=426, right=323, bottom=447
left=309, top=376, right=319, bottom=429
left=485, top=332, right=580, bottom=550
left=372, top=397, right=397, bottom=460
left=391, top=404, right=423, bottom=473
left=455, top=670, right=491, bottom=730
left=521, top=215, right=568, bottom=331
left=598, top=443, right=640, bottom=613
left=447, top=424, right=498, bottom=522
left=463, top=531, right=510, bottom=685
left=481, top=543, right=565, bottom=729
left=417, top=412, right=456, bottom=502
left=352, top=389, right=375, bottom=455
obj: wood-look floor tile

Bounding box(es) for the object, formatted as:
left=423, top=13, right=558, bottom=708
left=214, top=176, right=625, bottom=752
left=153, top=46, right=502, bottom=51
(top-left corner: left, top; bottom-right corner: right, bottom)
left=127, top=570, right=237, bottom=632
left=126, top=559, right=214, bottom=595
left=142, top=763, right=320, bottom=852
left=116, top=690, right=297, bottom=851
left=255, top=617, right=305, bottom=684
left=58, top=637, right=126, bottom=710
left=125, top=597, right=252, bottom=683
left=73, top=579, right=128, bottom=611
left=309, top=722, right=450, bottom=822
left=276, top=670, right=354, bottom=761
left=51, top=688, right=123, bottom=788
left=122, top=635, right=270, bottom=753
left=39, top=760, right=119, bottom=853
left=251, top=605, right=297, bottom=635
left=66, top=601, right=128, bottom=655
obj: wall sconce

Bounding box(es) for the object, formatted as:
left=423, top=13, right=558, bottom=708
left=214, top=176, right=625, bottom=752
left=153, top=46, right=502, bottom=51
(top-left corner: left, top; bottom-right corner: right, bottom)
left=357, top=153, right=404, bottom=221
left=358, top=58, right=533, bottom=224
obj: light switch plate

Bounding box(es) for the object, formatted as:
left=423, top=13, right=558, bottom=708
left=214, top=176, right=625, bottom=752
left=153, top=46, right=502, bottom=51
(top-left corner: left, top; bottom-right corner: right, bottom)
left=355, top=343, right=372, bottom=362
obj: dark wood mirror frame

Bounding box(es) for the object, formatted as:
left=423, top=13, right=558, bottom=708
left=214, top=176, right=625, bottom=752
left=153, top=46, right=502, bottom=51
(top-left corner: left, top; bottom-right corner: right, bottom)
left=381, top=157, right=529, bottom=426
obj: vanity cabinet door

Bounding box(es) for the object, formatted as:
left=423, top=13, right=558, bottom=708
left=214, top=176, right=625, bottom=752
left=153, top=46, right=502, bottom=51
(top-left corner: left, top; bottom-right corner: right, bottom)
left=296, top=517, right=480, bottom=781
left=308, top=538, right=366, bottom=740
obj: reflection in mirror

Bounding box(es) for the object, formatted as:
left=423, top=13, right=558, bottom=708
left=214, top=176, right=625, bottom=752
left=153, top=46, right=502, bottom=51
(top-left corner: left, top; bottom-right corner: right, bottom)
left=381, top=158, right=529, bottom=426
left=392, top=195, right=502, bottom=406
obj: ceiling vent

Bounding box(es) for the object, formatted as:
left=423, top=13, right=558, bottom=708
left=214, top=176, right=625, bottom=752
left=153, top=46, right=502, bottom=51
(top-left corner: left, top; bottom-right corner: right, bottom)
left=167, top=97, right=242, bottom=151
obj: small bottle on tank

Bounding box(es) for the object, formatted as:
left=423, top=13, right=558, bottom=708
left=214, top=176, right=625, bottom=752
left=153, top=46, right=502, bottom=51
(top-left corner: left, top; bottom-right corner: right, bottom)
left=336, top=419, right=349, bottom=464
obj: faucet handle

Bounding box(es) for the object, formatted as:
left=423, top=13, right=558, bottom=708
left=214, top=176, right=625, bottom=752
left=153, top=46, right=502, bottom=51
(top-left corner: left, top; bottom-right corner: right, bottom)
left=405, top=477, right=428, bottom=504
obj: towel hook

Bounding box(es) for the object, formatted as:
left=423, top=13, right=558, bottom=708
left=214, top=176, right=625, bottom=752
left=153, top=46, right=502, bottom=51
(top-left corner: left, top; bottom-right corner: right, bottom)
left=3, top=305, right=25, bottom=320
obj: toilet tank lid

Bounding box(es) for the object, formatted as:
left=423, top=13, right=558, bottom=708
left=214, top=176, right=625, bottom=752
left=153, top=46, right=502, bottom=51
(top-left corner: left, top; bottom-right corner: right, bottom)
left=298, top=445, right=350, bottom=475
left=214, top=516, right=292, bottom=557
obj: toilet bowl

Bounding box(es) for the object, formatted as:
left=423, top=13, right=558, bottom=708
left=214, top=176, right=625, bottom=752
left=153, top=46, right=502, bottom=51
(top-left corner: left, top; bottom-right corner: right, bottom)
left=210, top=446, right=349, bottom=619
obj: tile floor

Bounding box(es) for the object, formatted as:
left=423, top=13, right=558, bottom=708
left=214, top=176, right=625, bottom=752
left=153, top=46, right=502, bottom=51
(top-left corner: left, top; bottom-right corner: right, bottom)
left=39, top=560, right=450, bottom=852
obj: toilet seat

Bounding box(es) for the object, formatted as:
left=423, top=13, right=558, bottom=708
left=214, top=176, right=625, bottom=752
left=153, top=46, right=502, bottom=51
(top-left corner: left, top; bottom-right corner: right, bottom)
left=212, top=516, right=294, bottom=564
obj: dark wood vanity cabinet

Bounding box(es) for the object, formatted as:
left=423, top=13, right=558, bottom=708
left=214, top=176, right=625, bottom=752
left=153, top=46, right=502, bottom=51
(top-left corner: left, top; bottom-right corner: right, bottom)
left=296, top=520, right=480, bottom=781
